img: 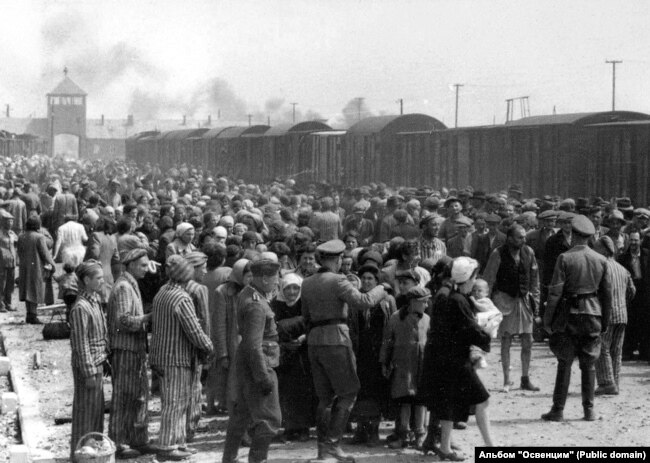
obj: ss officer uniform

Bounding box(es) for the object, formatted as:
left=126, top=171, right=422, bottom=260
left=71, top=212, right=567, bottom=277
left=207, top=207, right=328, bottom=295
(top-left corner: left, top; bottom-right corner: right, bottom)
left=222, top=258, right=282, bottom=463
left=542, top=215, right=612, bottom=422
left=301, top=240, right=386, bottom=462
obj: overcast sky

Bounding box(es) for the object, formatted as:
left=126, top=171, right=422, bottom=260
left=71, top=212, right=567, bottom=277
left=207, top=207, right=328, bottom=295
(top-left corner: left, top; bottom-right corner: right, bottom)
left=1, top=0, right=648, bottom=127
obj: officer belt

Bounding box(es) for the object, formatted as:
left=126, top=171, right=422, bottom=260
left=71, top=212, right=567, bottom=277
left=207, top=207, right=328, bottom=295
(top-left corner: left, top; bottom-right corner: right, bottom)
left=566, top=292, right=597, bottom=299
left=310, top=318, right=347, bottom=328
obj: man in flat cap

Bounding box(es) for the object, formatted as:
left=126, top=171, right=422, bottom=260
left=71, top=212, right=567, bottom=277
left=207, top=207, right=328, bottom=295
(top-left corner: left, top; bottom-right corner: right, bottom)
left=222, top=258, right=281, bottom=463
left=301, top=239, right=386, bottom=462
left=107, top=248, right=153, bottom=458
left=438, top=197, right=466, bottom=244
left=526, top=210, right=558, bottom=312
left=472, top=213, right=505, bottom=272
left=447, top=216, right=473, bottom=258
left=342, top=203, right=374, bottom=247
left=542, top=215, right=611, bottom=422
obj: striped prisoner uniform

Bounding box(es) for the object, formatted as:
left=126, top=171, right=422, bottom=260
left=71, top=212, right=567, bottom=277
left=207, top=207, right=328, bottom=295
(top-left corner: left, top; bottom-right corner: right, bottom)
left=107, top=271, right=150, bottom=449
left=185, top=280, right=210, bottom=438
left=596, top=258, right=635, bottom=389
left=69, top=290, right=109, bottom=460
left=150, top=282, right=213, bottom=451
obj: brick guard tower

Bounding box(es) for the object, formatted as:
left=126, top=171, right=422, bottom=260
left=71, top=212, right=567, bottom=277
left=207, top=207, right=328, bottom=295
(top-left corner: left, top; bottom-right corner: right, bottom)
left=47, top=67, right=87, bottom=157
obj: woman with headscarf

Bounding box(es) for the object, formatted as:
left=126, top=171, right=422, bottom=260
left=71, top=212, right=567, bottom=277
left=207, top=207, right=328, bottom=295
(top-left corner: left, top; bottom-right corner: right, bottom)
left=207, top=259, right=252, bottom=414
left=420, top=257, right=497, bottom=460
left=69, top=260, right=109, bottom=461
left=17, top=216, right=57, bottom=324
left=271, top=273, right=314, bottom=441
left=349, top=263, right=396, bottom=446
left=166, top=222, right=196, bottom=259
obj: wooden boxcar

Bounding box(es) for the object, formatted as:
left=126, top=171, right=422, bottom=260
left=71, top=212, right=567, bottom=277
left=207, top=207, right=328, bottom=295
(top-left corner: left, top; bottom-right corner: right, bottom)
left=343, top=114, right=446, bottom=187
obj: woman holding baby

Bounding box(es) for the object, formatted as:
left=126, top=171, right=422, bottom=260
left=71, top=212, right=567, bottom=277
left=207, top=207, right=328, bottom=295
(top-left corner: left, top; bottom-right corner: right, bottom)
left=420, top=256, right=498, bottom=461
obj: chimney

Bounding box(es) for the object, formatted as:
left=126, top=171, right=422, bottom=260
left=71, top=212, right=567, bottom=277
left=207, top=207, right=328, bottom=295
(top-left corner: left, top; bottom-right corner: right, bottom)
left=100, top=114, right=105, bottom=125
left=182, top=115, right=186, bottom=126
left=126, top=114, right=134, bottom=126
left=207, top=114, right=212, bottom=126
left=217, top=109, right=221, bottom=120
left=5, top=105, right=9, bottom=118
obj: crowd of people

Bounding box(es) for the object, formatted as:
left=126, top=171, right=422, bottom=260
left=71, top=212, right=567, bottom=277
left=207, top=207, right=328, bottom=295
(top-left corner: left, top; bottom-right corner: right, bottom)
left=0, top=154, right=647, bottom=462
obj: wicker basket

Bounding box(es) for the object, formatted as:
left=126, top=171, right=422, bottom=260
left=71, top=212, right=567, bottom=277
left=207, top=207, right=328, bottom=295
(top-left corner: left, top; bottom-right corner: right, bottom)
left=74, top=432, right=116, bottom=463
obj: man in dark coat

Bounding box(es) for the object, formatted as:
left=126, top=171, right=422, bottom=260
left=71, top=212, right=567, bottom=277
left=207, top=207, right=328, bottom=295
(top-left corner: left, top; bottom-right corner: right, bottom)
left=542, top=215, right=611, bottom=422
left=618, top=231, right=650, bottom=360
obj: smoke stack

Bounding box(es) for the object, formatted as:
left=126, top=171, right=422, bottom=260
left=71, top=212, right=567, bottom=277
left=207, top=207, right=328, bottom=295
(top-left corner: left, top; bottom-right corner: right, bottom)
left=5, top=105, right=9, bottom=118
left=217, top=109, right=221, bottom=120
left=207, top=114, right=212, bottom=126
left=100, top=114, right=105, bottom=125
left=182, top=115, right=186, bottom=126
left=126, top=114, right=134, bottom=126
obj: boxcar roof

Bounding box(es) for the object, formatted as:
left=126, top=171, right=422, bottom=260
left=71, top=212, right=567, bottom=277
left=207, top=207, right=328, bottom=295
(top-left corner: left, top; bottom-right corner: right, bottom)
left=506, top=111, right=650, bottom=127
left=347, top=114, right=446, bottom=136
left=264, top=121, right=331, bottom=137
left=161, top=128, right=209, bottom=140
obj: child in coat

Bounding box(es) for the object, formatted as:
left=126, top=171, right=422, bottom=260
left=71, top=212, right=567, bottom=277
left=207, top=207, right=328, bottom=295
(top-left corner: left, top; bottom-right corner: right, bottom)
left=380, top=286, right=431, bottom=449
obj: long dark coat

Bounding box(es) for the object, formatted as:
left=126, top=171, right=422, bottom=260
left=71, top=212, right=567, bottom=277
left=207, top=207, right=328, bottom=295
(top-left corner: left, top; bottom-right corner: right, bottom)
left=419, top=289, right=491, bottom=422
left=17, top=230, right=55, bottom=304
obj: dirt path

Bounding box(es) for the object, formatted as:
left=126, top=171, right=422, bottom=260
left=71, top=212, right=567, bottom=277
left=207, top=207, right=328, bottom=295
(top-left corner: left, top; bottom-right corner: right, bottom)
left=2, top=306, right=649, bottom=463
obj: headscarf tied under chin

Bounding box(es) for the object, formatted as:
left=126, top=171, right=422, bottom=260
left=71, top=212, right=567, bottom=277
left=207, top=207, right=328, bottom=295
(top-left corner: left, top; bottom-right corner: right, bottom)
left=277, top=273, right=303, bottom=307
left=175, top=222, right=194, bottom=238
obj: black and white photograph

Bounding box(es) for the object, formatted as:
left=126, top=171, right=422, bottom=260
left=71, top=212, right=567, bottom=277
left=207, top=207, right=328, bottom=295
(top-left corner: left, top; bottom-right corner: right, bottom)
left=0, top=1, right=649, bottom=462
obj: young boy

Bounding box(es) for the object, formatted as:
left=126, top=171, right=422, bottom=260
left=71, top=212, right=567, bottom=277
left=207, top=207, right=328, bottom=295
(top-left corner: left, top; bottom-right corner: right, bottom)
left=469, top=279, right=502, bottom=369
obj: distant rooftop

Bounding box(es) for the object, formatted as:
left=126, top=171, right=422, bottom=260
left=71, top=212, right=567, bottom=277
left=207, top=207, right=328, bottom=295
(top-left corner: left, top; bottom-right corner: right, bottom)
left=48, top=76, right=87, bottom=96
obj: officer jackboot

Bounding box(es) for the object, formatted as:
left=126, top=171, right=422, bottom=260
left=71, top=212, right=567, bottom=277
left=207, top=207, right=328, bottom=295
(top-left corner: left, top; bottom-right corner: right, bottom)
left=366, top=421, right=380, bottom=447
left=325, top=403, right=355, bottom=463
left=248, top=435, right=273, bottom=463
left=222, top=429, right=245, bottom=463
left=551, top=360, right=571, bottom=412
left=350, top=422, right=368, bottom=445
left=581, top=367, right=597, bottom=421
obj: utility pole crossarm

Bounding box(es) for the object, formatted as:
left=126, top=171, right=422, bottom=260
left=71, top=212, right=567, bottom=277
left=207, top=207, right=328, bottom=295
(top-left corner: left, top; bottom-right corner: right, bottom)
left=606, top=60, right=622, bottom=111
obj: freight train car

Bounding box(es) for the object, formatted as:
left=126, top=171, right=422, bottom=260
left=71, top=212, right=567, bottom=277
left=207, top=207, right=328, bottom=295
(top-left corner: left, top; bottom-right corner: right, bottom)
left=342, top=114, right=446, bottom=186
left=395, top=111, right=650, bottom=201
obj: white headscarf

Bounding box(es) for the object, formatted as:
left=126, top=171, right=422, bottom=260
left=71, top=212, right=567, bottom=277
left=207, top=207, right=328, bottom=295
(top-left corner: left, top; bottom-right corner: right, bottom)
left=277, top=273, right=303, bottom=307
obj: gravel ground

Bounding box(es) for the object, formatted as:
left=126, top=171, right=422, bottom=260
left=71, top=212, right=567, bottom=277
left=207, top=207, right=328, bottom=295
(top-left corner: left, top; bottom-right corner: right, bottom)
left=1, top=302, right=650, bottom=462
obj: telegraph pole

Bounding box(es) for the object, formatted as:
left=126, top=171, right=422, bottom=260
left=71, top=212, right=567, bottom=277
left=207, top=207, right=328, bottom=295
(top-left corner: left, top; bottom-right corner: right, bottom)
left=247, top=114, right=252, bottom=126
left=290, top=102, right=298, bottom=123
left=397, top=98, right=403, bottom=115
left=606, top=60, right=622, bottom=111
left=357, top=97, right=365, bottom=121
left=453, top=84, right=463, bottom=128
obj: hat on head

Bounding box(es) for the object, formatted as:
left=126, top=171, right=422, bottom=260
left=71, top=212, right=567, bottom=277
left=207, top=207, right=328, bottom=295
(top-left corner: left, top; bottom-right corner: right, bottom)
left=419, top=214, right=439, bottom=228
left=451, top=257, right=479, bottom=284
left=616, top=197, right=633, bottom=211
left=0, top=209, right=13, bottom=220
left=166, top=255, right=194, bottom=283
left=572, top=214, right=595, bottom=236
left=121, top=248, right=148, bottom=266
left=454, top=216, right=473, bottom=227
left=444, top=197, right=461, bottom=208
left=317, top=239, right=346, bottom=257
left=538, top=209, right=558, bottom=220
left=176, top=222, right=194, bottom=238
left=424, top=196, right=440, bottom=208
left=250, top=258, right=281, bottom=277
left=406, top=286, right=431, bottom=301
left=185, top=251, right=208, bottom=267
left=634, top=208, right=650, bottom=219
left=485, top=213, right=501, bottom=224
left=353, top=202, right=367, bottom=213
left=242, top=231, right=259, bottom=243
left=557, top=211, right=576, bottom=222
left=608, top=209, right=626, bottom=224
left=597, top=235, right=616, bottom=257
left=472, top=191, right=486, bottom=200
left=219, top=216, right=234, bottom=227
left=359, top=250, right=383, bottom=267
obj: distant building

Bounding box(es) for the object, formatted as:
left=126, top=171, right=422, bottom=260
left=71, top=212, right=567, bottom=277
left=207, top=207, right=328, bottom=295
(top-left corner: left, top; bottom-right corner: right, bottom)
left=0, top=70, right=236, bottom=160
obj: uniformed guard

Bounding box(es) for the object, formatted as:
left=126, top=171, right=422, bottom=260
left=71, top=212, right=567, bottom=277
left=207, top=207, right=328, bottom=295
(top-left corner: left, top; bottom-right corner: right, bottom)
left=222, top=257, right=282, bottom=463
left=542, top=215, right=612, bottom=422
left=301, top=240, right=386, bottom=463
